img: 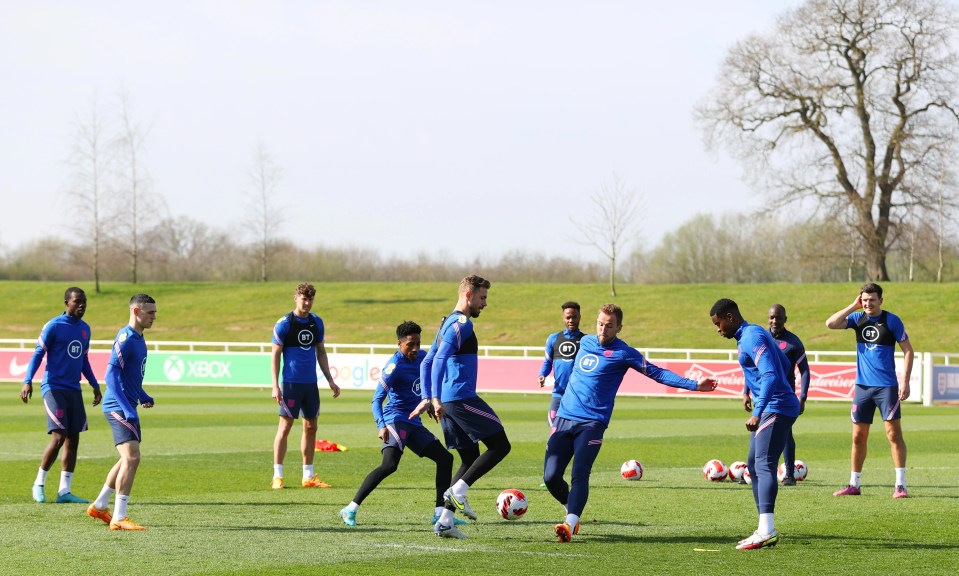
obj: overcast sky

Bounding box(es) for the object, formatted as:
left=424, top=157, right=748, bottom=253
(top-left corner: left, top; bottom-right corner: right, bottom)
left=0, top=1, right=803, bottom=264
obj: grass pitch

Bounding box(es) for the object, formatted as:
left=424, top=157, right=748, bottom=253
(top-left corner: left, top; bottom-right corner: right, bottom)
left=1, top=387, right=958, bottom=576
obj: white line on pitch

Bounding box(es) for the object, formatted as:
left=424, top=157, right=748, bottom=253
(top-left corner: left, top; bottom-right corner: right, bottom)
left=368, top=543, right=593, bottom=558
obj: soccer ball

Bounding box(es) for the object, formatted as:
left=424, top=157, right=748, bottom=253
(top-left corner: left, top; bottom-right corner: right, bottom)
left=621, top=459, right=644, bottom=481
left=728, top=461, right=748, bottom=482
left=777, top=460, right=809, bottom=482
left=496, top=489, right=528, bottom=520
left=743, top=469, right=752, bottom=485
left=703, top=459, right=728, bottom=482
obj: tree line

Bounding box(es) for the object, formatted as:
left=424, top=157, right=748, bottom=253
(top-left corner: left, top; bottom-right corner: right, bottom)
left=1, top=209, right=954, bottom=283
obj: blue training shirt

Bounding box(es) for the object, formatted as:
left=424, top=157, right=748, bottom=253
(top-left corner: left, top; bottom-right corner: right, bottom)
left=539, top=328, right=585, bottom=398
left=845, top=310, right=908, bottom=388
left=735, top=322, right=800, bottom=418
left=773, top=329, right=811, bottom=399
left=272, top=312, right=325, bottom=384
left=557, top=334, right=699, bottom=425
left=102, top=326, right=153, bottom=420
left=373, top=349, right=426, bottom=429
left=420, top=312, right=479, bottom=402
left=24, top=313, right=99, bottom=395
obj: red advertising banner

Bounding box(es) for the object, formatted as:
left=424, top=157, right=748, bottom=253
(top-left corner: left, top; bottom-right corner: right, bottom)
left=477, top=357, right=872, bottom=401
left=3, top=348, right=915, bottom=403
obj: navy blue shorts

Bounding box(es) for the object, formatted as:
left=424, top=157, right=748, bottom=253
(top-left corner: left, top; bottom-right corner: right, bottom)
left=382, top=421, right=439, bottom=456
left=106, top=411, right=142, bottom=445
left=43, top=390, right=88, bottom=434
left=851, top=384, right=901, bottom=424
left=278, top=381, right=320, bottom=420
left=440, top=396, right=504, bottom=450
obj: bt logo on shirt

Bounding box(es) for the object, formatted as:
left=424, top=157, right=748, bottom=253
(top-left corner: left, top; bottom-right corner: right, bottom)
left=578, top=354, right=601, bottom=372
left=297, top=329, right=315, bottom=349
left=67, top=340, right=83, bottom=359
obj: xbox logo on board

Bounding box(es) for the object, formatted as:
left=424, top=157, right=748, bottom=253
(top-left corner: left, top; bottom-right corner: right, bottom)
left=164, top=355, right=186, bottom=382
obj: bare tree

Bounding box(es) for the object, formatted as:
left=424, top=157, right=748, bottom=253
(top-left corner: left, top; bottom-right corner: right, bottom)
left=66, top=96, right=111, bottom=293
left=571, top=174, right=642, bottom=296
left=244, top=141, right=286, bottom=282
left=698, top=0, right=959, bottom=281
left=113, top=91, right=160, bottom=284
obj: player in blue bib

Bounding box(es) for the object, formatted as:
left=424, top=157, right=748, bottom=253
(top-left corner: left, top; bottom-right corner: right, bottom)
left=826, top=283, right=913, bottom=499
left=270, top=282, right=341, bottom=490
left=87, top=293, right=156, bottom=531
left=711, top=298, right=800, bottom=550
left=538, top=301, right=585, bottom=427
left=21, top=287, right=100, bottom=504
left=410, top=275, right=510, bottom=539
left=338, top=321, right=457, bottom=529
left=545, top=304, right=717, bottom=543
left=740, top=304, right=810, bottom=486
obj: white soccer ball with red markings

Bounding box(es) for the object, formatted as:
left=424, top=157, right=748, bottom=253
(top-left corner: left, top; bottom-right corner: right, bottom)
left=621, top=459, right=644, bottom=481
left=703, top=459, right=728, bottom=482
left=777, top=460, right=809, bottom=482
left=743, top=469, right=752, bottom=485
left=496, top=489, right=528, bottom=520
left=728, top=461, right=748, bottom=482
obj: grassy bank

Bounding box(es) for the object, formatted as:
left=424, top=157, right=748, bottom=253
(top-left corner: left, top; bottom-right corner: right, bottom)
left=1, top=281, right=956, bottom=352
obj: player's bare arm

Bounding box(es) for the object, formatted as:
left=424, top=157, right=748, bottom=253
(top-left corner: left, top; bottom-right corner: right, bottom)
left=271, top=343, right=284, bottom=404
left=826, top=295, right=862, bottom=330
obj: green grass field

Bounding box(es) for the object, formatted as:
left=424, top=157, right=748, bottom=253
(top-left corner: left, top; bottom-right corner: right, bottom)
left=2, top=386, right=958, bottom=576
left=2, top=280, right=958, bottom=351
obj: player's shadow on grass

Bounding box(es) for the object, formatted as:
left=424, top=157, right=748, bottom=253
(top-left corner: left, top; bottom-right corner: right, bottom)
left=343, top=298, right=445, bottom=304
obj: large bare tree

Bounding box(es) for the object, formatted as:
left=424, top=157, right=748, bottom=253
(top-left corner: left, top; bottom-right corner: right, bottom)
left=571, top=174, right=642, bottom=296
left=244, top=141, right=286, bottom=282
left=698, top=0, right=959, bottom=280
left=66, top=97, right=111, bottom=293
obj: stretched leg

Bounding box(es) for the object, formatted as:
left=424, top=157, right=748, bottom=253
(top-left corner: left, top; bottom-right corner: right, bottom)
left=420, top=441, right=454, bottom=507
left=458, top=431, right=511, bottom=486
left=452, top=444, right=480, bottom=485
left=543, top=430, right=574, bottom=507
left=351, top=447, right=403, bottom=505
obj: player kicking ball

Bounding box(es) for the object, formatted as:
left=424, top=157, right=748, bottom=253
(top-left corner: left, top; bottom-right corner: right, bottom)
left=338, top=321, right=462, bottom=530
left=544, top=304, right=717, bottom=542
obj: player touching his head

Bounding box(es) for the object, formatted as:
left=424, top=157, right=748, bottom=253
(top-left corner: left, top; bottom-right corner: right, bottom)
left=710, top=298, right=800, bottom=550
left=87, top=293, right=157, bottom=530
left=826, top=283, right=913, bottom=498
left=544, top=304, right=717, bottom=543
left=338, top=321, right=458, bottom=529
